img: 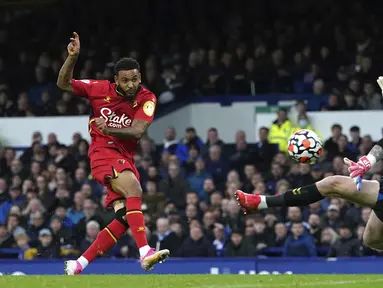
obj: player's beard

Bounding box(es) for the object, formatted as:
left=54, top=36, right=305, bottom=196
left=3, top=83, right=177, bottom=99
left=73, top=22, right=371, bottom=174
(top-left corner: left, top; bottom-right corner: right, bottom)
left=117, top=85, right=140, bottom=99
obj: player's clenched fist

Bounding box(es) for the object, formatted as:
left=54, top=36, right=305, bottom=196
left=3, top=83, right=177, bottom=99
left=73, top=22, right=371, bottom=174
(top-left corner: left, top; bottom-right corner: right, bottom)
left=67, top=32, right=80, bottom=56
left=95, top=118, right=107, bottom=133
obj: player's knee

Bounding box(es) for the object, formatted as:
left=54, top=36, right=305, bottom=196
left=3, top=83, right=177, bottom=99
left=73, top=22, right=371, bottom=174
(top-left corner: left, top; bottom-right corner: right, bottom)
left=115, top=207, right=129, bottom=228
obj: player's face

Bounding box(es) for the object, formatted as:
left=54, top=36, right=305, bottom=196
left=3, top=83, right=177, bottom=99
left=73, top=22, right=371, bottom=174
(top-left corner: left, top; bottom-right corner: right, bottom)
left=115, top=69, right=141, bottom=98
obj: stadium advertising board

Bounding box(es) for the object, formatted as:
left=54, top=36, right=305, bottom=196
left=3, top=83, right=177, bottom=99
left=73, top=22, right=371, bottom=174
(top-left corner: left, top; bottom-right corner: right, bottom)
left=0, top=258, right=382, bottom=275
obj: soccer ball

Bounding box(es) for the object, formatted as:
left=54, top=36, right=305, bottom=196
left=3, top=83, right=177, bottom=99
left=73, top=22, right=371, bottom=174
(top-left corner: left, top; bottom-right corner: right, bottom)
left=287, top=129, right=323, bottom=164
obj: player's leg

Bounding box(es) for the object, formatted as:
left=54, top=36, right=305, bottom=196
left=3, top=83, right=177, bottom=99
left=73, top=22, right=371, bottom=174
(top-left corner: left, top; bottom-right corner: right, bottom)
left=236, top=175, right=381, bottom=212
left=109, top=169, right=169, bottom=270
left=363, top=210, right=383, bottom=250
left=64, top=200, right=129, bottom=275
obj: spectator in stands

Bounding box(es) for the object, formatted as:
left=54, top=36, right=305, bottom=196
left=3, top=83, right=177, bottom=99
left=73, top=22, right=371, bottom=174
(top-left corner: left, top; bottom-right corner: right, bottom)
left=311, top=164, right=324, bottom=182
left=202, top=211, right=215, bottom=241
left=324, top=124, right=342, bottom=161
left=265, top=162, right=285, bottom=193
left=348, top=126, right=362, bottom=154
left=343, top=90, right=363, bottom=110
left=80, top=221, right=100, bottom=254
left=159, top=162, right=188, bottom=210
left=149, top=217, right=181, bottom=256
left=273, top=222, right=287, bottom=247
left=229, top=134, right=252, bottom=174
left=293, top=163, right=314, bottom=188
left=308, top=214, right=323, bottom=245
left=337, top=135, right=357, bottom=161
left=327, top=225, right=362, bottom=257
left=283, top=222, right=316, bottom=257
left=50, top=216, right=73, bottom=249
left=358, top=82, right=383, bottom=110
left=268, top=108, right=293, bottom=153
left=293, top=114, right=323, bottom=141
left=175, top=128, right=204, bottom=165
left=0, top=178, right=7, bottom=204
left=15, top=232, right=31, bottom=258
left=205, top=128, right=224, bottom=152
left=303, top=201, right=324, bottom=221
left=183, top=145, right=202, bottom=175
left=206, top=145, right=229, bottom=188
left=223, top=199, right=245, bottom=233
left=176, top=224, right=215, bottom=257
left=7, top=213, right=25, bottom=238
left=252, top=217, right=273, bottom=251
left=163, top=127, right=178, bottom=155
left=0, top=186, right=24, bottom=224
left=322, top=205, right=342, bottom=230
left=285, top=207, right=309, bottom=230
left=27, top=211, right=46, bottom=246
left=139, top=139, right=157, bottom=165
left=66, top=191, right=85, bottom=225
left=187, top=158, right=212, bottom=198
left=212, top=222, right=226, bottom=256
left=184, top=204, right=198, bottom=225
left=0, top=224, right=13, bottom=249
left=242, top=164, right=257, bottom=193
left=35, top=228, right=60, bottom=258
left=253, top=127, right=278, bottom=173
left=224, top=229, right=256, bottom=257
left=75, top=199, right=104, bottom=245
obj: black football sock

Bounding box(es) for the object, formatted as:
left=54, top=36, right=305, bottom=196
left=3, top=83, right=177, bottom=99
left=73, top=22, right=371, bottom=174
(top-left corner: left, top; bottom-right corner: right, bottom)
left=266, top=183, right=324, bottom=207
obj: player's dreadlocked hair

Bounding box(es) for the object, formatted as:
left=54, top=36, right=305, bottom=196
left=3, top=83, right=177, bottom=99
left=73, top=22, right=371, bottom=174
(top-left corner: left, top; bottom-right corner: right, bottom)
left=114, top=57, right=140, bottom=75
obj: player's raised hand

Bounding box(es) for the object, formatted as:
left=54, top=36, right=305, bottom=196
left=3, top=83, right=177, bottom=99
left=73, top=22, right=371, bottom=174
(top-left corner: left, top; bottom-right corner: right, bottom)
left=67, top=32, right=80, bottom=56
left=95, top=117, right=107, bottom=133
left=344, top=157, right=371, bottom=191
left=377, top=77, right=383, bottom=95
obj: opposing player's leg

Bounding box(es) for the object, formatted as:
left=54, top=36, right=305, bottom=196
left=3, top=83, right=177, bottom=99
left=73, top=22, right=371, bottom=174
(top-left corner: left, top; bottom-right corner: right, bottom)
left=235, top=175, right=382, bottom=212
left=109, top=169, right=169, bottom=271
left=363, top=210, right=383, bottom=250
left=64, top=200, right=129, bottom=275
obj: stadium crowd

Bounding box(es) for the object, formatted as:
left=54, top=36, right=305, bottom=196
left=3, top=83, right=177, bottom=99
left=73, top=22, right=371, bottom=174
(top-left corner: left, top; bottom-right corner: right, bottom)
left=0, top=0, right=383, bottom=117
left=0, top=109, right=381, bottom=259
left=0, top=0, right=383, bottom=260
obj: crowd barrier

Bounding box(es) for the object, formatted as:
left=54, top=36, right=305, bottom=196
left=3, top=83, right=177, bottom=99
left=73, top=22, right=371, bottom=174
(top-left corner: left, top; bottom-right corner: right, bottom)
left=0, top=257, right=382, bottom=275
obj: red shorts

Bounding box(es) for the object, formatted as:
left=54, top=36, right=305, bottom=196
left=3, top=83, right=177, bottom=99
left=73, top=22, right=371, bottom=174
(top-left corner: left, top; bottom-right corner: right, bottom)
left=89, top=148, right=140, bottom=208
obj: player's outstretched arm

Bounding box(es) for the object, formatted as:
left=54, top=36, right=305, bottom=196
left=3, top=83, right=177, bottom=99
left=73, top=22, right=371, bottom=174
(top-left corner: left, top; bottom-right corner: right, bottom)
left=57, top=32, right=80, bottom=92
left=95, top=118, right=150, bottom=140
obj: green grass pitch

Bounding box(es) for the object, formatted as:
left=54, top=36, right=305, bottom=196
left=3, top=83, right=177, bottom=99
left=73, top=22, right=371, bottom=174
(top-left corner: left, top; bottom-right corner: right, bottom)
left=0, top=275, right=382, bottom=288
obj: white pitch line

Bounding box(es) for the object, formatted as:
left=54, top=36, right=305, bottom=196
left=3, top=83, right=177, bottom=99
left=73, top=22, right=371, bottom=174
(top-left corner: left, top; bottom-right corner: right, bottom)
left=199, top=278, right=383, bottom=288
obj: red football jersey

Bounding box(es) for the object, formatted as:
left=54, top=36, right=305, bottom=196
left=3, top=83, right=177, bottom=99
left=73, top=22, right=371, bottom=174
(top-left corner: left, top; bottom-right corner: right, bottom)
left=71, top=79, right=156, bottom=158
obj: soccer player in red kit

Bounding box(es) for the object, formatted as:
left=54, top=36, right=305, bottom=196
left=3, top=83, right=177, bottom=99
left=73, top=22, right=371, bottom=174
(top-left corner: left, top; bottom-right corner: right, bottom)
left=57, top=32, right=169, bottom=275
